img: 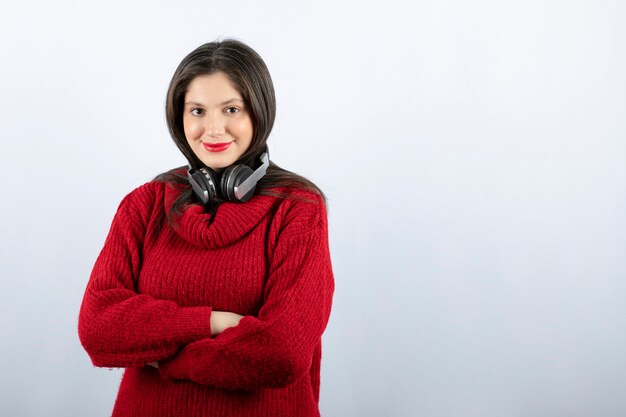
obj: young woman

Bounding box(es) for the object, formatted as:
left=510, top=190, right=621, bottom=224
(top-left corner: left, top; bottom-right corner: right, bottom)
left=78, top=39, right=335, bottom=417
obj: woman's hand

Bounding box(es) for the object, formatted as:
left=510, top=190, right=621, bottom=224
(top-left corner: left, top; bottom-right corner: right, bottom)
left=210, top=311, right=244, bottom=336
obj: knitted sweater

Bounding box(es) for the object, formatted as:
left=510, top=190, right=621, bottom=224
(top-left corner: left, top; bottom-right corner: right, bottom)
left=78, top=179, right=334, bottom=417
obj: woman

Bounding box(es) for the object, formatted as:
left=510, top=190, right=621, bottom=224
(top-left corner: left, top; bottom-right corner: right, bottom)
left=78, top=39, right=335, bottom=417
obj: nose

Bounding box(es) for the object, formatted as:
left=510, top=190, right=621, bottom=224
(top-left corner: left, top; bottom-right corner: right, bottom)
left=204, top=112, right=226, bottom=138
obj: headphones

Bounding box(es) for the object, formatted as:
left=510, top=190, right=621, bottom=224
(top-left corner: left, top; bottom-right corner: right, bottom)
left=187, top=145, right=270, bottom=205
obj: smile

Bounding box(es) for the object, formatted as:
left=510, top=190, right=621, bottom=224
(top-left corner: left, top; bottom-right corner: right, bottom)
left=202, top=142, right=232, bottom=152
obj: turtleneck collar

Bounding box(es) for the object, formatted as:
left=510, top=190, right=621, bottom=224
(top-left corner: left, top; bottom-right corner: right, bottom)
left=163, top=182, right=278, bottom=249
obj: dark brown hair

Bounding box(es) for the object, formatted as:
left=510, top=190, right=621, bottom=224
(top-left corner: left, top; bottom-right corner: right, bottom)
left=155, top=39, right=325, bottom=222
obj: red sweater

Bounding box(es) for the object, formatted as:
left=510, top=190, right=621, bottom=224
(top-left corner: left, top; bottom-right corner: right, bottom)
left=78, top=179, right=334, bottom=417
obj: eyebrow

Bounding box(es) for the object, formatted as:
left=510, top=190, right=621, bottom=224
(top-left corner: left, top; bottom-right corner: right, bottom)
left=184, top=98, right=244, bottom=107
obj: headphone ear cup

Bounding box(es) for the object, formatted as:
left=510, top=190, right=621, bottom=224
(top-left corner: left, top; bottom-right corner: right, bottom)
left=220, top=164, right=254, bottom=202
left=188, top=168, right=218, bottom=205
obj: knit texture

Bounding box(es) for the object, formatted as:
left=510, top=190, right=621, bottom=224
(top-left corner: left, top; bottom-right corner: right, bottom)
left=78, top=179, right=334, bottom=417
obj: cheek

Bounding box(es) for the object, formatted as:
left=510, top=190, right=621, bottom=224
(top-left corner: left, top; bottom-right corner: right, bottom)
left=183, top=116, right=203, bottom=140
left=235, top=117, right=254, bottom=141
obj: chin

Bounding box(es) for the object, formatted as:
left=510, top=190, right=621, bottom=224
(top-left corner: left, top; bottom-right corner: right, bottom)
left=201, top=159, right=234, bottom=171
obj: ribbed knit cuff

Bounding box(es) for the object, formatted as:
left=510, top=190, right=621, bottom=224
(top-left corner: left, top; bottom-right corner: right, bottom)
left=158, top=347, right=193, bottom=382
left=158, top=357, right=182, bottom=382
left=170, top=306, right=213, bottom=343
left=157, top=335, right=221, bottom=383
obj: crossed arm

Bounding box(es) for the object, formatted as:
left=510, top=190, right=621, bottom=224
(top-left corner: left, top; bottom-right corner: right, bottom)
left=145, top=225, right=333, bottom=390
left=146, top=311, right=243, bottom=368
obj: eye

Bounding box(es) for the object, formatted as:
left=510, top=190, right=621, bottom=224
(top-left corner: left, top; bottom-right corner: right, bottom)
left=224, top=107, right=240, bottom=114
left=190, top=108, right=205, bottom=116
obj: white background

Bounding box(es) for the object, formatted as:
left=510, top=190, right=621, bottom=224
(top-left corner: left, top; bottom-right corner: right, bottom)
left=1, top=1, right=625, bottom=416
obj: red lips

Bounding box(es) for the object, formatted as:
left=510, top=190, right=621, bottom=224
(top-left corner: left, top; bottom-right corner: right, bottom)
left=202, top=142, right=232, bottom=152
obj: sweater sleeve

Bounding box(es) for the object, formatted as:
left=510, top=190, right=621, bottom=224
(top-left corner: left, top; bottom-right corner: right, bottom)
left=157, top=195, right=335, bottom=390
left=78, top=185, right=214, bottom=368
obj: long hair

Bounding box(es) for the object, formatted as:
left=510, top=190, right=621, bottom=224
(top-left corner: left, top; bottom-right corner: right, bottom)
left=155, top=39, right=325, bottom=223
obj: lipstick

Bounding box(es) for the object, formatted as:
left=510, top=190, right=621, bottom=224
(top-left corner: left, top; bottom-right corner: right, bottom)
left=202, top=142, right=232, bottom=152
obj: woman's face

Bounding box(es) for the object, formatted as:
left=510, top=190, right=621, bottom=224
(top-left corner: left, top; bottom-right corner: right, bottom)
left=183, top=72, right=254, bottom=172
